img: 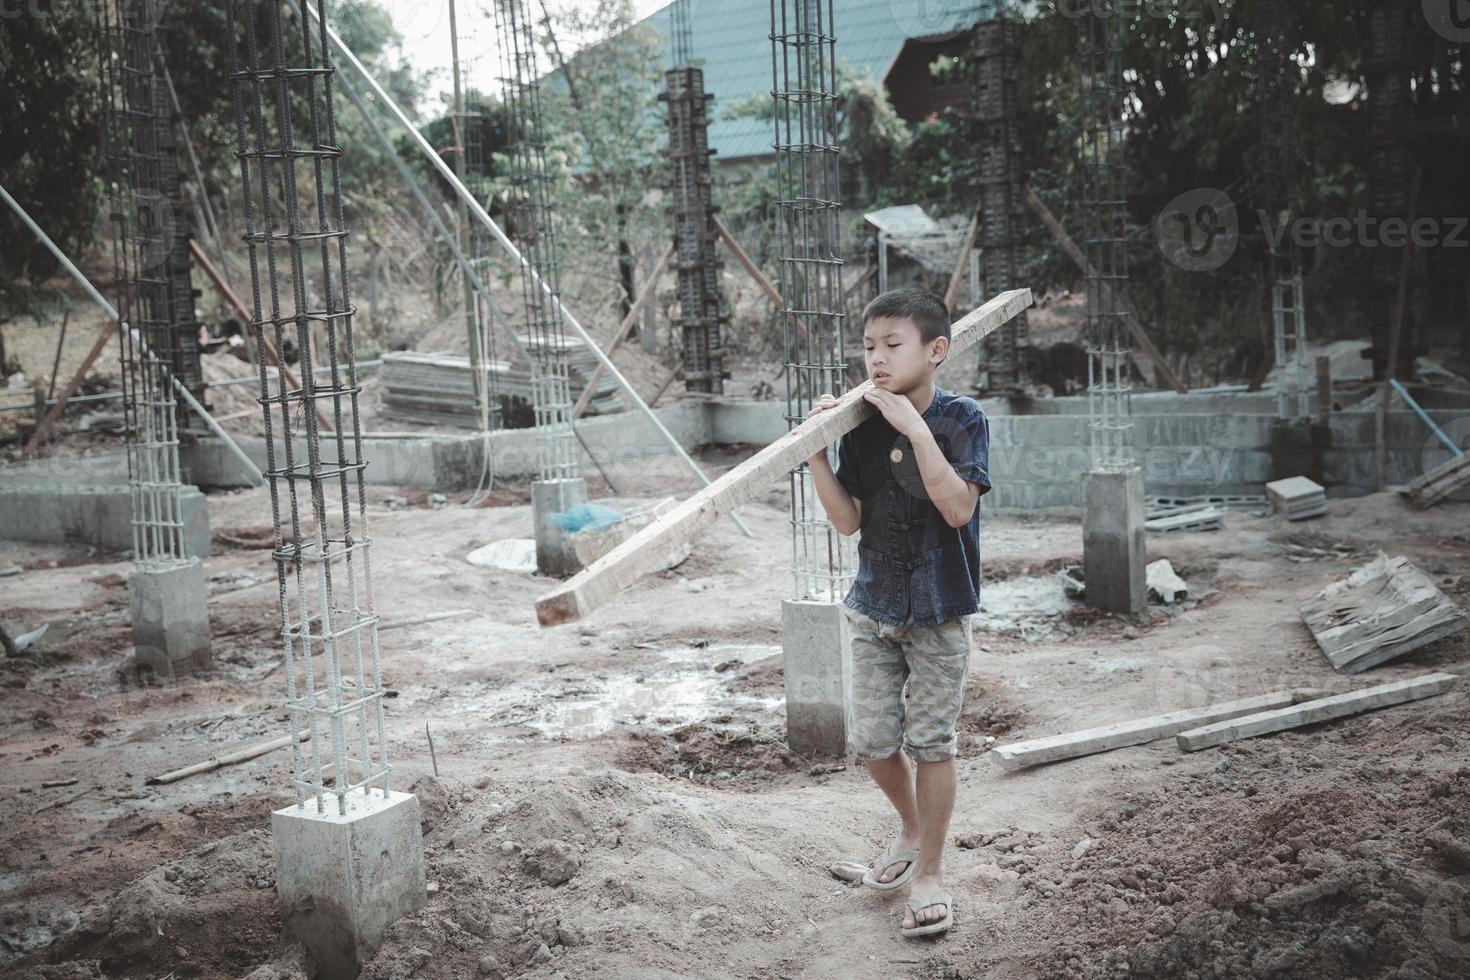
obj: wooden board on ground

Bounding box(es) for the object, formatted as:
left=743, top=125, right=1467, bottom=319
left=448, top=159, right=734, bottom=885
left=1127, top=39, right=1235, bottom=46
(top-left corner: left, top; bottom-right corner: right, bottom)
left=990, top=688, right=1324, bottom=771
left=1403, top=452, right=1470, bottom=509
left=532, top=288, right=1033, bottom=626
left=1298, top=552, right=1469, bottom=674
left=1175, top=672, right=1460, bottom=752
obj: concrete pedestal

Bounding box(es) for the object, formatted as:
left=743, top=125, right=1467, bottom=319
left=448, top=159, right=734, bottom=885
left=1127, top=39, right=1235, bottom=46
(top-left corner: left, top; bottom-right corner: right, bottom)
left=1082, top=467, right=1147, bottom=615
left=272, top=789, right=426, bottom=980
left=781, top=599, right=852, bottom=757
left=128, top=558, right=212, bottom=677
left=532, top=477, right=588, bottom=577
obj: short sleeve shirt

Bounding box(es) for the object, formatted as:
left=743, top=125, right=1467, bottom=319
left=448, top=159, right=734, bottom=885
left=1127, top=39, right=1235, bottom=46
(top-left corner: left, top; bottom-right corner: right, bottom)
left=834, top=386, right=992, bottom=627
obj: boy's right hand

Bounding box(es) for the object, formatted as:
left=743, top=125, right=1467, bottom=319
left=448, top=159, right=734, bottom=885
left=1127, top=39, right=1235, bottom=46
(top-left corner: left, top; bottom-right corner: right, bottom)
left=806, top=393, right=840, bottom=464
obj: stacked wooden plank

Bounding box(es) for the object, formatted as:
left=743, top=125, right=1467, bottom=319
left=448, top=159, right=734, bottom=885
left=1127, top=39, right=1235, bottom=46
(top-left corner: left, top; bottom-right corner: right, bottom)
left=1266, top=476, right=1326, bottom=520
left=1403, top=452, right=1470, bottom=509
left=1299, top=552, right=1468, bottom=674
left=380, top=339, right=623, bottom=428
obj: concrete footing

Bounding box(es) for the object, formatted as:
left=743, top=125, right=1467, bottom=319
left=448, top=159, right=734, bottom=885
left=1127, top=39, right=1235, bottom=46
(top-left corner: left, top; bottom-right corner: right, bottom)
left=272, top=788, right=426, bottom=980
left=0, top=484, right=210, bottom=558
left=532, top=477, right=589, bottom=577
left=781, top=599, right=852, bottom=757
left=1082, top=467, right=1147, bottom=614
left=128, top=558, right=212, bottom=676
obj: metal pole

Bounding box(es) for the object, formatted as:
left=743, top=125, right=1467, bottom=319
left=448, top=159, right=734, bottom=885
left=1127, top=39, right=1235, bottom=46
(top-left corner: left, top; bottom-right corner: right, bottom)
left=296, top=0, right=752, bottom=538
left=1390, top=378, right=1465, bottom=457
left=0, top=181, right=263, bottom=484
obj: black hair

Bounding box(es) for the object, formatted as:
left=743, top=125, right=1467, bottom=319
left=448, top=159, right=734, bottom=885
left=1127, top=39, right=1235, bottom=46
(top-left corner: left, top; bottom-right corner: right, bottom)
left=861, top=288, right=951, bottom=347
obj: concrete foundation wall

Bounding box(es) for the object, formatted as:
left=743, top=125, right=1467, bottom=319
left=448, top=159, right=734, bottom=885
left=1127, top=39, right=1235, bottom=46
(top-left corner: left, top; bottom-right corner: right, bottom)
left=0, top=484, right=211, bottom=557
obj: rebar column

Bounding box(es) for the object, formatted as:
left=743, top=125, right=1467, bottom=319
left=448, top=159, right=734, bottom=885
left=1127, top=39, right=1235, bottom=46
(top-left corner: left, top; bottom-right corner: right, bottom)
left=494, top=0, right=577, bottom=482
left=772, top=0, right=852, bottom=602
left=971, top=13, right=1028, bottom=393
left=99, top=0, right=213, bottom=673
left=226, top=0, right=390, bottom=814
left=1257, top=0, right=1310, bottom=420
left=662, top=0, right=727, bottom=396
left=1079, top=4, right=1133, bottom=472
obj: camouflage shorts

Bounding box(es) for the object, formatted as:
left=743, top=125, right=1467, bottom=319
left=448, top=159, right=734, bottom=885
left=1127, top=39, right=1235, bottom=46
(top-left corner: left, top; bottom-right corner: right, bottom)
left=841, top=605, right=972, bottom=763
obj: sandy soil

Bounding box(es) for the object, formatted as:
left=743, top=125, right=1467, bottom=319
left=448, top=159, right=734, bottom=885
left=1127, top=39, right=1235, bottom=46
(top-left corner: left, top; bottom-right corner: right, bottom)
left=1, top=455, right=1468, bottom=979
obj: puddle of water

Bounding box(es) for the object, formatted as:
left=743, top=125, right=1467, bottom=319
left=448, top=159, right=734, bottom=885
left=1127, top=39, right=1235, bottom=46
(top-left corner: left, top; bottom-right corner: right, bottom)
left=975, top=575, right=1083, bottom=641
left=421, top=644, right=784, bottom=741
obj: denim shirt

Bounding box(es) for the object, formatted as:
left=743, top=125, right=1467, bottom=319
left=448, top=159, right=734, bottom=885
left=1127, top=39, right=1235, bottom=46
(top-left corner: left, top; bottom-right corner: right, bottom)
left=834, top=386, right=992, bottom=628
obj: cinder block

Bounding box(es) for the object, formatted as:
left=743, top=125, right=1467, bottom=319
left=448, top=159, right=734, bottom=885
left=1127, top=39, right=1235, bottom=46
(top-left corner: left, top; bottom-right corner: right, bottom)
left=532, top=477, right=588, bottom=578
left=128, top=558, right=212, bottom=675
left=781, top=599, right=851, bottom=757
left=272, top=788, right=426, bottom=980
left=1082, top=467, right=1147, bottom=615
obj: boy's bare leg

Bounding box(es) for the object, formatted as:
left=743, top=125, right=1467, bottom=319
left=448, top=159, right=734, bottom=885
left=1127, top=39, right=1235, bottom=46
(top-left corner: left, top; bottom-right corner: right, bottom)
left=904, top=757, right=956, bottom=927
left=863, top=751, right=921, bottom=882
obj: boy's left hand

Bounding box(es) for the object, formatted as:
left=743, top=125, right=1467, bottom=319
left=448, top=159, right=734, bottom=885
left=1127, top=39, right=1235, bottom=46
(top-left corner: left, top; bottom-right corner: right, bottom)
left=863, top=387, right=925, bottom=440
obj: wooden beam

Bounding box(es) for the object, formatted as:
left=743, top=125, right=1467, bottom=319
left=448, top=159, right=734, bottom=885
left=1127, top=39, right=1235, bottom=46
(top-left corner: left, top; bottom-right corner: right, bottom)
left=712, top=214, right=782, bottom=310
left=1175, top=672, right=1459, bottom=752
left=1021, top=186, right=1189, bottom=395
left=990, top=688, right=1324, bottom=771
left=533, top=288, right=1033, bottom=626
left=1377, top=167, right=1423, bottom=490
left=22, top=321, right=116, bottom=456
left=943, top=209, right=980, bottom=312
left=189, top=239, right=333, bottom=433
left=571, top=242, right=675, bottom=420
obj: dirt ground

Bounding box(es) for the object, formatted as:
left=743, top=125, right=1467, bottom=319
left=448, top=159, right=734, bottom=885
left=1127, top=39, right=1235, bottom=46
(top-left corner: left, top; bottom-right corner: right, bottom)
left=2, top=449, right=1469, bottom=980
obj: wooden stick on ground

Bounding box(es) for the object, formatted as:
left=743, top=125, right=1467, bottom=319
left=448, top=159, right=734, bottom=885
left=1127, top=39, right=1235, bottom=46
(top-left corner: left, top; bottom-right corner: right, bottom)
left=146, top=731, right=309, bottom=785
left=571, top=242, right=675, bottom=419
left=1175, top=672, right=1459, bottom=752
left=533, top=288, right=1033, bottom=626
left=23, top=321, right=116, bottom=457
left=189, top=239, right=333, bottom=433
left=990, top=688, right=1326, bottom=771
left=1021, top=186, right=1188, bottom=394
left=943, top=209, right=981, bottom=312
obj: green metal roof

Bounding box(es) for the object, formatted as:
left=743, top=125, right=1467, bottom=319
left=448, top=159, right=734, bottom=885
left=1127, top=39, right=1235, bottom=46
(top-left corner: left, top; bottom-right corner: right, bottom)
left=644, top=0, right=999, bottom=161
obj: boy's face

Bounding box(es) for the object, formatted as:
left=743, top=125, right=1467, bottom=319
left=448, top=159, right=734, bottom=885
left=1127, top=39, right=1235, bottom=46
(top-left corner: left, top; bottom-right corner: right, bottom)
left=862, top=315, right=948, bottom=394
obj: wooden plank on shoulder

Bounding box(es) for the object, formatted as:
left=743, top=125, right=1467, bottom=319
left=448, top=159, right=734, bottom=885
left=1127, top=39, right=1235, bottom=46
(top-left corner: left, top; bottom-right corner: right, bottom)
left=1175, top=672, right=1460, bottom=752
left=990, top=688, right=1324, bottom=771
left=532, top=288, right=1033, bottom=626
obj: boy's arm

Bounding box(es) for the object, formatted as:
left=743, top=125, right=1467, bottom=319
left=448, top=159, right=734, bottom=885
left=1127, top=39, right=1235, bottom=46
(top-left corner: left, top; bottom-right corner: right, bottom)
left=805, top=393, right=861, bottom=536
left=908, top=409, right=992, bottom=529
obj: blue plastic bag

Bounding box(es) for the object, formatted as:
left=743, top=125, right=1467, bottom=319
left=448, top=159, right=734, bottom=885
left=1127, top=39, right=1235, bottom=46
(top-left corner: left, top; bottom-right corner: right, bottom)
left=552, top=503, right=625, bottom=533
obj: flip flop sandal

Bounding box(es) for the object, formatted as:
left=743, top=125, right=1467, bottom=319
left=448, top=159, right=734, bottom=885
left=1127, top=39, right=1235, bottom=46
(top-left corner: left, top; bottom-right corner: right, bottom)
left=861, top=845, right=919, bottom=891
left=901, top=892, right=953, bottom=938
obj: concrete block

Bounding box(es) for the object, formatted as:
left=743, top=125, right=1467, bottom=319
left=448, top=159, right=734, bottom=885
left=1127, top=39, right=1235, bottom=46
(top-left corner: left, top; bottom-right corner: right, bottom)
left=781, top=599, right=851, bottom=757
left=1082, top=467, right=1147, bottom=615
left=272, top=788, right=426, bottom=980
left=532, top=477, right=589, bottom=577
left=0, top=484, right=210, bottom=559
left=128, top=558, right=212, bottom=675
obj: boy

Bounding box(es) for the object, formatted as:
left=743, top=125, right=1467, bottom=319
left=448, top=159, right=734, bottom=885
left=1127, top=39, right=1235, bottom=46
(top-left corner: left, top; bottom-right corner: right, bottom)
left=806, top=288, right=992, bottom=939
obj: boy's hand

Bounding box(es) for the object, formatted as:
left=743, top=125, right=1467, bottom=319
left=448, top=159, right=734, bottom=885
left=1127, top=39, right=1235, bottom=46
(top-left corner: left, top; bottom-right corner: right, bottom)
left=805, top=393, right=840, bottom=463
left=863, top=387, right=925, bottom=439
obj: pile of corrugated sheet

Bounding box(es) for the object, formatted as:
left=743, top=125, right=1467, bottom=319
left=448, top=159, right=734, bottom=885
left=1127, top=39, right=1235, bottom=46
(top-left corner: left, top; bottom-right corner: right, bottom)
left=380, top=336, right=621, bottom=427
left=1266, top=476, right=1326, bottom=521
left=1403, top=452, right=1470, bottom=509
left=1299, top=551, right=1468, bottom=674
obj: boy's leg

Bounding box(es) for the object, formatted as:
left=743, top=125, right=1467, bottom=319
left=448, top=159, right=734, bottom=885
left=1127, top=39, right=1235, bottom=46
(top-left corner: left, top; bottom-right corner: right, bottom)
left=841, top=606, right=917, bottom=884
left=899, top=615, right=972, bottom=926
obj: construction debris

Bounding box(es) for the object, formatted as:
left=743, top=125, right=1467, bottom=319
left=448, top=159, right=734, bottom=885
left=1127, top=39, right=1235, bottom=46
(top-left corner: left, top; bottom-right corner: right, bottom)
left=1175, top=672, right=1460, bottom=751
left=1145, top=505, right=1224, bottom=535
left=380, top=340, right=622, bottom=427
left=1266, top=476, right=1326, bottom=520
left=1402, top=452, right=1470, bottom=510
left=990, top=689, right=1323, bottom=771
left=146, top=732, right=309, bottom=785
left=1299, top=552, right=1468, bottom=674
left=1146, top=559, right=1188, bottom=604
